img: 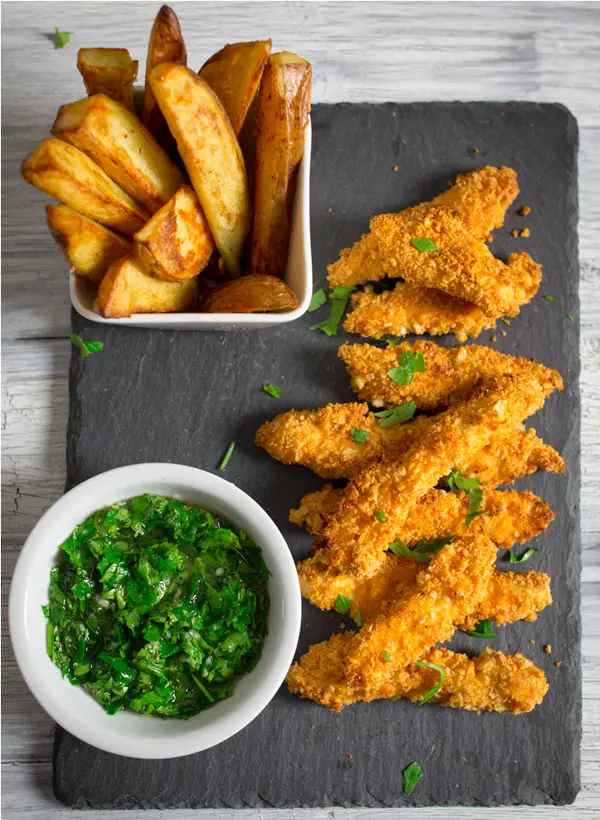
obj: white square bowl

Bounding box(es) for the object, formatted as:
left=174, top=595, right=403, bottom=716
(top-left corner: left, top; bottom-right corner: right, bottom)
left=70, top=121, right=312, bottom=331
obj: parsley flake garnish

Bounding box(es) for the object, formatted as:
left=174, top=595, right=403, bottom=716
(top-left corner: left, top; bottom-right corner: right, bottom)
left=447, top=467, right=486, bottom=528
left=55, top=27, right=72, bottom=49
left=353, top=609, right=362, bottom=627
left=387, top=350, right=426, bottom=387
left=384, top=337, right=399, bottom=347
left=463, top=618, right=497, bottom=639
left=350, top=428, right=371, bottom=443
left=389, top=536, right=454, bottom=563
left=374, top=401, right=416, bottom=427
left=566, top=313, right=575, bottom=321
left=543, top=295, right=555, bottom=302
left=262, top=383, right=282, bottom=398
left=507, top=547, right=539, bottom=563
left=403, top=761, right=424, bottom=796
left=335, top=593, right=352, bottom=615
left=218, top=440, right=235, bottom=471
left=415, top=660, right=446, bottom=704
left=309, top=285, right=355, bottom=336
left=410, top=237, right=437, bottom=253
left=375, top=511, right=386, bottom=522
left=69, top=333, right=103, bottom=360
left=382, top=650, right=391, bottom=663
left=307, top=288, right=327, bottom=313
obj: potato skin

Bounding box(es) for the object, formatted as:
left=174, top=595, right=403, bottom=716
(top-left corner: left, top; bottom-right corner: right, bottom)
left=142, top=5, right=187, bottom=156
left=95, top=255, right=197, bottom=317
left=248, top=52, right=312, bottom=278
left=134, top=185, right=214, bottom=282
left=77, top=48, right=138, bottom=111
left=201, top=273, right=300, bottom=313
left=46, top=204, right=131, bottom=284
left=21, top=138, right=149, bottom=237
left=52, top=94, right=184, bottom=214
left=199, top=40, right=271, bottom=136
left=149, top=63, right=250, bottom=278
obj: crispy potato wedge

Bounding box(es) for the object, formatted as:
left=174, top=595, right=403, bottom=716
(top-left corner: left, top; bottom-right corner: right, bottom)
left=21, top=138, right=149, bottom=237
left=95, top=255, right=197, bottom=317
left=134, top=185, right=214, bottom=281
left=201, top=274, right=299, bottom=313
left=248, top=52, right=312, bottom=278
left=77, top=48, right=139, bottom=111
left=149, top=63, right=250, bottom=277
left=52, top=94, right=184, bottom=213
left=142, top=5, right=187, bottom=156
left=46, top=204, right=131, bottom=284
left=199, top=40, right=271, bottom=136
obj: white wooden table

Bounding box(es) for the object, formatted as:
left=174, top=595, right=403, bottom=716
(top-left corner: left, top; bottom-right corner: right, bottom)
left=2, top=2, right=599, bottom=817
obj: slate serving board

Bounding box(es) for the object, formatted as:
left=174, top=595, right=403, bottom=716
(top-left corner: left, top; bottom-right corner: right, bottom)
left=54, top=102, right=580, bottom=808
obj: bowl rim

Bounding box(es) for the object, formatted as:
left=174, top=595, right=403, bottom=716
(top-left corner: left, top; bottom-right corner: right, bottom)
left=9, top=463, right=301, bottom=759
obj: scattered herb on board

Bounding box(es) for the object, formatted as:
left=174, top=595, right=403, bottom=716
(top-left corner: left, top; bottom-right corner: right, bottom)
left=353, top=609, right=363, bottom=627
left=388, top=536, right=454, bottom=563
left=335, top=594, right=352, bottom=615
left=543, top=295, right=555, bottom=302
left=374, top=401, right=417, bottom=427
left=309, top=286, right=356, bottom=336
left=262, top=383, right=282, bottom=398
left=403, top=761, right=424, bottom=796
left=54, top=27, right=72, bottom=48
left=566, top=313, right=575, bottom=321
left=219, top=440, right=235, bottom=471
left=375, top=511, right=386, bottom=522
left=307, top=288, right=328, bottom=313
left=384, top=337, right=399, bottom=347
left=351, top=428, right=371, bottom=443
left=463, top=619, right=497, bottom=639
left=507, top=547, right=539, bottom=563
left=387, top=350, right=426, bottom=387
left=415, top=660, right=446, bottom=704
left=410, top=237, right=437, bottom=253
left=69, top=333, right=104, bottom=360
left=382, top=650, right=391, bottom=663
left=447, top=468, right=485, bottom=527
left=42, top=495, right=270, bottom=718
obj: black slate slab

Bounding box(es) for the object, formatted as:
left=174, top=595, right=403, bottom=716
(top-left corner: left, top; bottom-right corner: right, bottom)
left=54, top=102, right=580, bottom=808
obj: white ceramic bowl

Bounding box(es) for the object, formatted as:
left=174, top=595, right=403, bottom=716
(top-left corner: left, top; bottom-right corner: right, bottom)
left=9, top=463, right=301, bottom=759
left=71, top=122, right=313, bottom=331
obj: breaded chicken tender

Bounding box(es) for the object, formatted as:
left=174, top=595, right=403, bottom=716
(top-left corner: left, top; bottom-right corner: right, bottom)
left=323, top=375, right=556, bottom=577
left=287, top=636, right=548, bottom=714
left=339, top=340, right=563, bottom=412
left=344, top=282, right=496, bottom=342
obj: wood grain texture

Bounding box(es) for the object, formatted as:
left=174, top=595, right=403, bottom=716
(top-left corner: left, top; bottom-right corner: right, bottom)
left=2, top=2, right=599, bottom=817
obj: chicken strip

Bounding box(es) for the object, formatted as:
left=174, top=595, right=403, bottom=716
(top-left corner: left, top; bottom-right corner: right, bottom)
left=344, top=282, right=496, bottom=342
left=323, top=374, right=555, bottom=577
left=257, top=402, right=564, bottom=485
left=339, top=340, right=563, bottom=412
left=287, top=636, right=548, bottom=714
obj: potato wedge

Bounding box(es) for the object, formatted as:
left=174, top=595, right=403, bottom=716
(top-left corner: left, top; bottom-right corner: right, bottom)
left=199, top=40, right=271, bottom=136
left=142, top=5, right=187, bottom=156
left=95, top=255, right=197, bottom=317
left=46, top=204, right=131, bottom=284
left=21, top=139, right=149, bottom=237
left=201, top=274, right=299, bottom=313
left=77, top=48, right=139, bottom=111
left=134, top=185, right=214, bottom=282
left=52, top=94, right=184, bottom=213
left=248, top=52, right=311, bottom=278
left=149, top=63, right=250, bottom=277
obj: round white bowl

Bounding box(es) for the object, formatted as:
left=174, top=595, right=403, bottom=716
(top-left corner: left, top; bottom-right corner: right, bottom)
left=9, top=463, right=301, bottom=759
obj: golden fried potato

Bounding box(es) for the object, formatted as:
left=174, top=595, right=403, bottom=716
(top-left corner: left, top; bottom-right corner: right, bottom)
left=52, top=94, right=184, bottom=213
left=142, top=5, right=187, bottom=156
left=46, top=204, right=131, bottom=284
left=21, top=139, right=149, bottom=237
left=199, top=40, right=271, bottom=135
left=95, top=255, right=197, bottom=317
left=248, top=52, right=311, bottom=278
left=149, top=62, right=250, bottom=277
left=202, top=274, right=299, bottom=313
left=134, top=185, right=214, bottom=281
left=77, top=48, right=138, bottom=111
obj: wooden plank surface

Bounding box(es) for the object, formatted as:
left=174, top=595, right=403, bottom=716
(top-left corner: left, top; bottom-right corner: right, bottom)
left=2, top=2, right=599, bottom=817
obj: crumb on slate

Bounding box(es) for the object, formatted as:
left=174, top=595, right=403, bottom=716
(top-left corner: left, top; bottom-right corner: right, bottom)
left=544, top=644, right=552, bottom=655
left=554, top=661, right=562, bottom=668
left=521, top=228, right=531, bottom=237
left=501, top=330, right=507, bottom=337
left=519, top=205, right=532, bottom=216
left=529, top=639, right=536, bottom=645
left=473, top=147, right=480, bottom=153
left=491, top=335, right=497, bottom=342
left=348, top=754, right=353, bottom=760
left=503, top=319, right=511, bottom=326
left=328, top=208, right=333, bottom=213
left=512, top=230, right=519, bottom=238
left=393, top=165, right=399, bottom=172
left=340, top=622, right=346, bottom=629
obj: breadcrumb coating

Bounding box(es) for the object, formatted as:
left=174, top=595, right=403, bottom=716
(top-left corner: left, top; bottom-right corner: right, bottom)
left=339, top=340, right=563, bottom=412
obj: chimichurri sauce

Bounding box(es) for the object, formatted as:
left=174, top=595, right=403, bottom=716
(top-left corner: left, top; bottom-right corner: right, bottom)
left=43, top=494, right=270, bottom=718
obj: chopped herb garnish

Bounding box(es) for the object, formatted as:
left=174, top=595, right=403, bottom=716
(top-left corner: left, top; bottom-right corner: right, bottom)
left=387, top=350, right=426, bottom=387
left=415, top=660, right=446, bottom=704
left=447, top=467, right=485, bottom=528
left=69, top=333, right=104, bottom=360
left=335, top=593, right=352, bottom=615
left=218, top=440, right=235, bottom=471
left=463, top=618, right=497, bottom=639
left=350, top=428, right=371, bottom=443
left=384, top=337, right=399, bottom=347
left=410, top=237, right=437, bottom=253
left=389, top=536, right=454, bottom=563
left=54, top=27, right=72, bottom=49
left=543, top=295, right=555, bottom=302
left=382, top=650, right=391, bottom=663
left=403, top=761, right=424, bottom=796
left=307, top=288, right=327, bottom=313
left=309, top=285, right=355, bottom=336
left=353, top=609, right=363, bottom=627
left=566, top=313, right=575, bottom=321
left=507, top=547, right=539, bottom=563
left=374, top=401, right=416, bottom=427
left=375, top=511, right=386, bottom=522
left=262, top=383, right=282, bottom=398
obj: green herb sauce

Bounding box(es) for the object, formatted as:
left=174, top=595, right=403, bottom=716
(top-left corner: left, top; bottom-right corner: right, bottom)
left=43, top=494, right=270, bottom=719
